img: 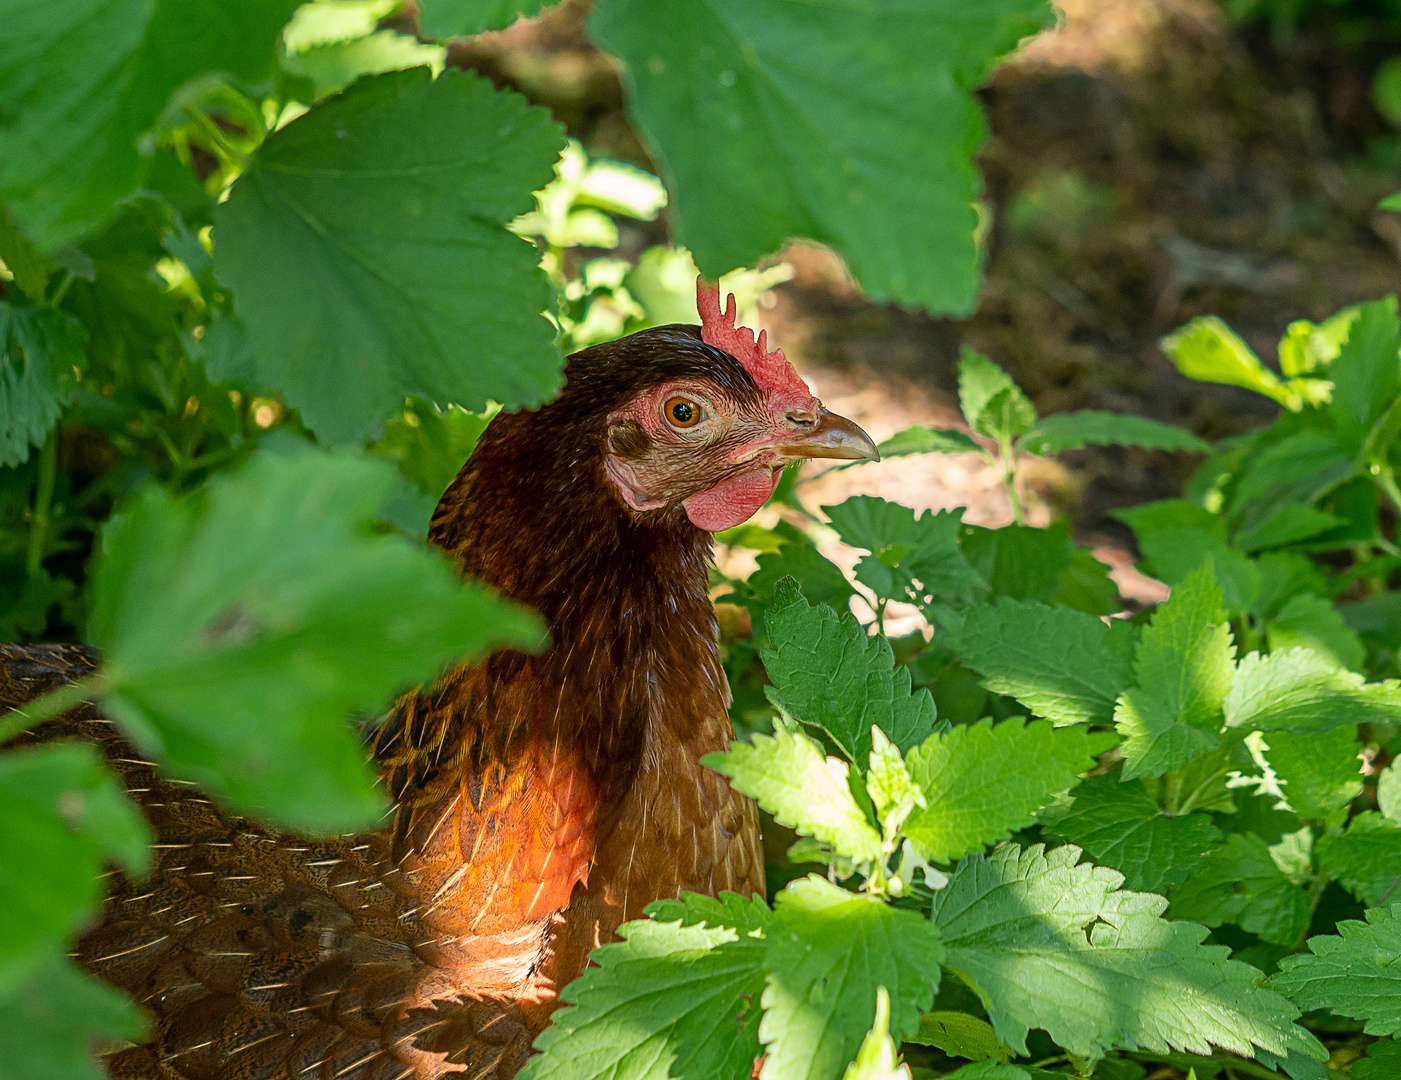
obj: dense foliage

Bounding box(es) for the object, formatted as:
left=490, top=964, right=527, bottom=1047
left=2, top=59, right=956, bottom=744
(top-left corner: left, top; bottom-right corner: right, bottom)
left=4, top=1, right=1401, bottom=1078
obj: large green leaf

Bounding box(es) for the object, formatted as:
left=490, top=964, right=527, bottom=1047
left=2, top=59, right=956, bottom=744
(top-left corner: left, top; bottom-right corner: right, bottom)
left=762, top=876, right=943, bottom=1080
left=705, top=730, right=884, bottom=865
left=1115, top=565, right=1235, bottom=780
left=521, top=893, right=768, bottom=1080
left=419, top=0, right=546, bottom=37
left=1019, top=411, right=1210, bottom=456
left=959, top=523, right=1072, bottom=605
left=0, top=0, right=300, bottom=248
left=1258, top=725, right=1362, bottom=823
left=1224, top=649, right=1401, bottom=735
left=760, top=580, right=938, bottom=761
left=0, top=742, right=151, bottom=984
left=1315, top=813, right=1401, bottom=907
left=877, top=425, right=983, bottom=458
left=0, top=301, right=85, bottom=466
left=955, top=600, right=1136, bottom=725
left=1168, top=833, right=1312, bottom=947
left=1271, top=904, right=1401, bottom=1036
left=932, top=844, right=1323, bottom=1064
left=214, top=68, right=564, bottom=443
left=903, top=719, right=1093, bottom=862
left=87, top=448, right=543, bottom=832
left=1046, top=773, right=1221, bottom=895
left=1327, top=297, right=1401, bottom=450
left=590, top=0, right=1052, bottom=314
left=0, top=951, right=149, bottom=1080
left=958, top=349, right=1037, bottom=443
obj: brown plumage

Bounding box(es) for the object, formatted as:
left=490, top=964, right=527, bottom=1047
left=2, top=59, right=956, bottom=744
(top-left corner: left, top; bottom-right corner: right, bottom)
left=1, top=317, right=877, bottom=1079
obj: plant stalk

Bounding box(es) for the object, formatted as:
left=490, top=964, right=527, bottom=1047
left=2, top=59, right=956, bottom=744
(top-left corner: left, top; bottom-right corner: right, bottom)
left=25, top=426, right=58, bottom=578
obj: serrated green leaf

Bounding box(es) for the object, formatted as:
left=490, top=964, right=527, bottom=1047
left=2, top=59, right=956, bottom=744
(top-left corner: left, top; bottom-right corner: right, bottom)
left=1019, top=411, right=1209, bottom=456
left=1267, top=594, right=1364, bottom=672
left=877, top=425, right=983, bottom=458
left=1234, top=505, right=1344, bottom=553
left=932, top=844, right=1323, bottom=1064
left=1168, top=833, right=1312, bottom=947
left=1134, top=528, right=1259, bottom=613
left=88, top=448, right=543, bottom=833
left=1327, top=297, right=1401, bottom=450
left=1224, top=649, right=1401, bottom=735
left=742, top=542, right=856, bottom=625
left=522, top=892, right=769, bottom=1080
left=705, top=730, right=883, bottom=864
left=903, top=719, right=1092, bottom=862
left=958, top=348, right=1037, bottom=441
left=590, top=0, right=1051, bottom=314
left=1228, top=431, right=1357, bottom=522
left=214, top=68, right=564, bottom=443
left=823, top=497, right=986, bottom=612
left=1116, top=565, right=1235, bottom=781
left=1271, top=904, right=1401, bottom=1035
left=1315, top=813, right=1401, bottom=908
left=761, top=876, right=943, bottom=1080
left=0, top=301, right=85, bottom=466
left=1160, top=316, right=1294, bottom=408
left=419, top=0, right=546, bottom=38
left=1046, top=774, right=1221, bottom=894
left=1055, top=546, right=1123, bottom=616
left=1352, top=1037, right=1401, bottom=1078
left=959, top=522, right=1073, bottom=605
left=282, top=29, right=446, bottom=97
left=906, top=1011, right=1010, bottom=1062
left=0, top=0, right=300, bottom=248
left=0, top=951, right=148, bottom=1080
left=1114, top=499, right=1227, bottom=541
left=955, top=599, right=1136, bottom=725
left=0, top=742, right=153, bottom=985
left=1259, top=726, right=1362, bottom=823
left=760, top=580, right=938, bottom=760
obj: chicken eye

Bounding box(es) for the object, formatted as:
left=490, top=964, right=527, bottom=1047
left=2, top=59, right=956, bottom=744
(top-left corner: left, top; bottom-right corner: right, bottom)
left=664, top=396, right=703, bottom=429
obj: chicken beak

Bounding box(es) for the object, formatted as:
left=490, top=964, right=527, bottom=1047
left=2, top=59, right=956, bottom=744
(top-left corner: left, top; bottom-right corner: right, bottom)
left=772, top=408, right=881, bottom=463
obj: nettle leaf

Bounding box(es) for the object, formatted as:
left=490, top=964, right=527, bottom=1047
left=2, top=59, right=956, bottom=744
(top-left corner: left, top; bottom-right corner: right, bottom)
left=0, top=742, right=152, bottom=983
left=1224, top=649, right=1401, bottom=735
left=1235, top=505, right=1344, bottom=553
left=955, top=599, right=1136, bottom=725
left=1316, top=813, right=1401, bottom=907
left=932, top=844, right=1323, bottom=1064
left=705, top=730, right=884, bottom=865
left=761, top=876, right=943, bottom=1080
left=0, top=951, right=149, bottom=1080
left=761, top=580, right=938, bottom=760
left=877, top=425, right=983, bottom=458
left=743, top=542, right=856, bottom=624
left=903, top=718, right=1093, bottom=862
left=521, top=892, right=768, bottom=1080
left=0, top=0, right=301, bottom=248
left=1056, top=547, right=1122, bottom=617
left=1046, top=774, right=1221, bottom=895
left=1353, top=1037, right=1401, bottom=1078
left=1160, top=316, right=1295, bottom=409
left=590, top=0, right=1052, bottom=314
left=0, top=301, right=86, bottom=466
left=1115, top=499, right=1226, bottom=541
left=1168, top=833, right=1312, bottom=947
left=1019, top=411, right=1210, bottom=457
left=1116, top=565, right=1235, bottom=781
left=1134, top=528, right=1259, bottom=613
left=1271, top=904, right=1401, bottom=1036
left=958, top=348, right=1037, bottom=442
left=959, top=523, right=1072, bottom=605
left=1267, top=593, right=1365, bottom=673
left=215, top=68, right=564, bottom=444
left=906, top=1011, right=1010, bottom=1062
left=88, top=449, right=543, bottom=833
left=823, top=497, right=986, bottom=612
left=1228, top=430, right=1357, bottom=522
left=1327, top=296, right=1401, bottom=450
left=1259, top=726, right=1363, bottom=823
left=419, top=0, right=546, bottom=38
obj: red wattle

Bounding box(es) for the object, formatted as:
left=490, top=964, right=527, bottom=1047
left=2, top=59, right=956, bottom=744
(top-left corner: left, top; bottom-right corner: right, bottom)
left=683, top=469, right=781, bottom=532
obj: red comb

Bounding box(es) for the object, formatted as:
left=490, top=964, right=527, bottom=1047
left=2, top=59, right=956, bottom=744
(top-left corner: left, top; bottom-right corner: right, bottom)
left=696, top=278, right=813, bottom=402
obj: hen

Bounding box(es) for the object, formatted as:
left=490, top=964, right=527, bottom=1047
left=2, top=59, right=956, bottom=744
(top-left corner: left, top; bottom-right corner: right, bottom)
left=0, top=280, right=877, bottom=1080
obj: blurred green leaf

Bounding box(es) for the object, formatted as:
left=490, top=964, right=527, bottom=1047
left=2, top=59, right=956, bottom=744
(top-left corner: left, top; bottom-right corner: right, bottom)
left=0, top=205, right=51, bottom=301
left=1046, top=773, right=1221, bottom=894
left=282, top=30, right=445, bottom=97
left=0, top=301, right=86, bottom=467
left=590, top=0, right=1052, bottom=314
left=1020, top=411, right=1209, bottom=456
left=1161, top=316, right=1297, bottom=409
left=1134, top=528, right=1259, bottom=613
left=214, top=68, right=564, bottom=443
left=86, top=448, right=543, bottom=831
left=877, top=425, right=983, bottom=458
left=0, top=0, right=301, bottom=248
left=1234, top=505, right=1342, bottom=553
left=904, top=718, right=1092, bottom=862
left=369, top=398, right=492, bottom=499
left=0, top=950, right=149, bottom=1080
left=955, top=599, right=1136, bottom=725
left=1315, top=813, right=1401, bottom=907
left=763, top=876, right=942, bottom=1080
left=419, top=0, right=545, bottom=38
left=1055, top=546, right=1122, bottom=615
left=1327, top=297, right=1401, bottom=451
left=1354, top=1039, right=1401, bottom=1079
left=0, top=742, right=152, bottom=984
left=958, top=348, right=1037, bottom=443
left=1267, top=593, right=1364, bottom=672
left=1116, top=565, right=1234, bottom=781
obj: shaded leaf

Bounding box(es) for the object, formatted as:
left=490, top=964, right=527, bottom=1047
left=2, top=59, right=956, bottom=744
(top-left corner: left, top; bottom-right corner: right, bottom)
left=959, top=522, right=1072, bottom=605
left=0, top=302, right=85, bottom=466
left=1020, top=411, right=1209, bottom=456
left=419, top=0, right=546, bottom=38
left=877, top=425, right=983, bottom=458
left=1328, top=297, right=1401, bottom=450
left=1315, top=813, right=1401, bottom=908
left=1271, top=904, right=1401, bottom=1036
left=1168, top=833, right=1312, bottom=947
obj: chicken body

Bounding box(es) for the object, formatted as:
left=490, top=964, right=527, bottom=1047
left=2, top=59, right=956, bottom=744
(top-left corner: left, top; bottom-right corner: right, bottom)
left=3, top=318, right=875, bottom=1079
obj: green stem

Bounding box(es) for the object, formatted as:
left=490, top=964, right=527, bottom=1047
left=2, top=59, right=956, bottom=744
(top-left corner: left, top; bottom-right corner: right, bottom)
left=0, top=674, right=104, bottom=744
left=1376, top=464, right=1401, bottom=522
left=182, top=105, right=249, bottom=169
left=25, top=426, right=58, bottom=578
left=999, top=441, right=1023, bottom=524
left=46, top=267, right=75, bottom=308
